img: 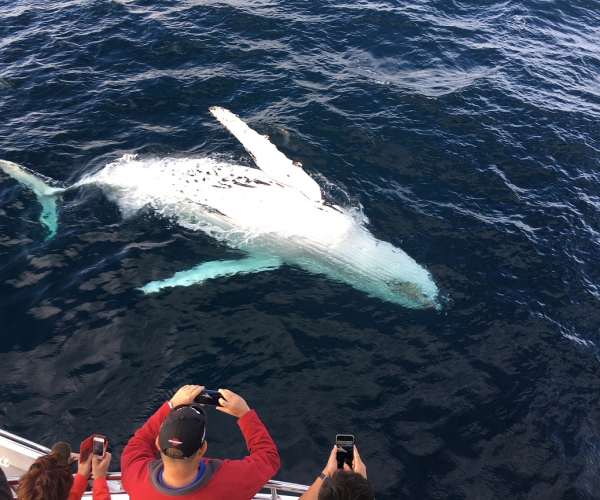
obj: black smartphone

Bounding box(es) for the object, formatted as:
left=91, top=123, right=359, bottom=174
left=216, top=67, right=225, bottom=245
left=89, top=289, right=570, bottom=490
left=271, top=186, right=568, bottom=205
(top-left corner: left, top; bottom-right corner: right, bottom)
left=336, top=434, right=354, bottom=469
left=194, top=389, right=224, bottom=407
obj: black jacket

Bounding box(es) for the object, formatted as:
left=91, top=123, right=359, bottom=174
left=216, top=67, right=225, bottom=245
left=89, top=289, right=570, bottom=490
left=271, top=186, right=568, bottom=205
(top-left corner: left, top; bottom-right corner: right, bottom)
left=0, top=467, right=13, bottom=500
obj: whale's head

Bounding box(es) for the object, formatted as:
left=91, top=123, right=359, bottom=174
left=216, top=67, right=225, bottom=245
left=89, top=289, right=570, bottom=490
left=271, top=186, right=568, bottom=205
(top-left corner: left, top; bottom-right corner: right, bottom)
left=332, top=227, right=441, bottom=309
left=387, top=279, right=439, bottom=309
left=332, top=267, right=440, bottom=309
left=291, top=225, right=440, bottom=309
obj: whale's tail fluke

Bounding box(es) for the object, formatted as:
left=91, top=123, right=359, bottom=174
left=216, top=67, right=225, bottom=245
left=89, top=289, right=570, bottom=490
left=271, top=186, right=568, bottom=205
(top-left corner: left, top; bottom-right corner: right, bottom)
left=0, top=160, right=67, bottom=239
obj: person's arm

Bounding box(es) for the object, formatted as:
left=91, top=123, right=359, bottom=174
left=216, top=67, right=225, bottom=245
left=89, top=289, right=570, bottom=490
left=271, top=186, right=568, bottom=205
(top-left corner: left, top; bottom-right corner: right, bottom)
left=216, top=389, right=280, bottom=491
left=299, top=445, right=338, bottom=500
left=92, top=478, right=110, bottom=500
left=0, top=467, right=13, bottom=500
left=120, top=385, right=204, bottom=491
left=69, top=454, right=93, bottom=500
left=91, top=452, right=112, bottom=500
left=300, top=476, right=324, bottom=500
left=121, top=402, right=170, bottom=484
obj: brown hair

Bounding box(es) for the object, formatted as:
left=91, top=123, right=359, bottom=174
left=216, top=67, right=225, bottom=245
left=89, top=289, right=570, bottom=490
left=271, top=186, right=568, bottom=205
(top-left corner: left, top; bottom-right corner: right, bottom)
left=318, top=470, right=375, bottom=500
left=50, top=442, right=72, bottom=463
left=17, top=454, right=74, bottom=500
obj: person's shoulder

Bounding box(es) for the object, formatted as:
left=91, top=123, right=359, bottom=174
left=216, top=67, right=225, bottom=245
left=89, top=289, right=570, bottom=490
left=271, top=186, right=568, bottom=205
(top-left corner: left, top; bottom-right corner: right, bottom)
left=122, top=455, right=161, bottom=486
left=124, top=460, right=166, bottom=499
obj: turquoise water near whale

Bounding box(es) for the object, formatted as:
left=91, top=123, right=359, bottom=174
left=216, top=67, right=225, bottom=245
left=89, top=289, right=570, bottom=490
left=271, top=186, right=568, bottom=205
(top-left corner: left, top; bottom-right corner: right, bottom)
left=1, top=0, right=600, bottom=498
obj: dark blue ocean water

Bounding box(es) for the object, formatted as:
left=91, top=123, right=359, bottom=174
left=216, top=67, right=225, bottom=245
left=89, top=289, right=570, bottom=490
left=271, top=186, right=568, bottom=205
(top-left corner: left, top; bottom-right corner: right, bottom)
left=1, top=0, right=600, bottom=498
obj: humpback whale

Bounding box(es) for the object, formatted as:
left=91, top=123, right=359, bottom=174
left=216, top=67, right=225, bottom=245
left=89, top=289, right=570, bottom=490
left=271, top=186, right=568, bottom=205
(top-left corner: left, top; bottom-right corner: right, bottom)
left=0, top=107, right=439, bottom=309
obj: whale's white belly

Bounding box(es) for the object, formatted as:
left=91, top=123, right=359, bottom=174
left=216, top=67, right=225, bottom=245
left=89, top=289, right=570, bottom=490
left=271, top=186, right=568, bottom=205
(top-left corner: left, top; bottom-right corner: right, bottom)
left=88, top=156, right=352, bottom=244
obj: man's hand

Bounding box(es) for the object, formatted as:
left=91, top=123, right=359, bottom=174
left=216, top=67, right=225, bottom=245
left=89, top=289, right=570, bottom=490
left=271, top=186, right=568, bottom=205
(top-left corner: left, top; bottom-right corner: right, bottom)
left=77, top=453, right=92, bottom=480
left=170, top=385, right=204, bottom=407
left=215, top=389, right=250, bottom=418
left=92, top=452, right=112, bottom=479
left=322, top=445, right=338, bottom=477
left=343, top=446, right=367, bottom=479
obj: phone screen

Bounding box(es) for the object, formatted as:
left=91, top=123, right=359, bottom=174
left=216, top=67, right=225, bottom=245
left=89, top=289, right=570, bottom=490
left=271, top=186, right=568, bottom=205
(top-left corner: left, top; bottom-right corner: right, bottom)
left=194, top=389, right=223, bottom=407
left=93, top=438, right=105, bottom=457
left=336, top=434, right=354, bottom=469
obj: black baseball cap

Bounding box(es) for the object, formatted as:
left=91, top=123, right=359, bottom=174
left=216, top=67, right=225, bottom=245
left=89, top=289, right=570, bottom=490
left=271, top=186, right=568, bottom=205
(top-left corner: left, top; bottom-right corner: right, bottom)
left=158, top=404, right=207, bottom=460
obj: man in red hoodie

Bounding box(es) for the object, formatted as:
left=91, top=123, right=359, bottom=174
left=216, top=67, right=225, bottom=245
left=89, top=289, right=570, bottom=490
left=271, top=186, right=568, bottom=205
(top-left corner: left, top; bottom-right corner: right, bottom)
left=121, top=384, right=279, bottom=500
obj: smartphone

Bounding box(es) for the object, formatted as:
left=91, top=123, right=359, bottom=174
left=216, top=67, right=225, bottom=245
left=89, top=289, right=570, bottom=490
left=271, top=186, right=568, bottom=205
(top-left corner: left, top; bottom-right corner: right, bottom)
left=80, top=435, right=107, bottom=463
left=336, top=434, right=354, bottom=469
left=93, top=436, right=107, bottom=459
left=194, top=389, right=224, bottom=407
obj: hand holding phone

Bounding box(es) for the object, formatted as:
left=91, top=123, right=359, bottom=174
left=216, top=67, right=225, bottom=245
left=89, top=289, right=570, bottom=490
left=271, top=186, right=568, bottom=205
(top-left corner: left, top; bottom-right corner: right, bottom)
left=80, top=435, right=108, bottom=463
left=92, top=452, right=112, bottom=479
left=322, top=445, right=339, bottom=477
left=215, top=389, right=250, bottom=418
left=352, top=446, right=367, bottom=479
left=336, top=434, right=354, bottom=469
left=170, top=385, right=204, bottom=408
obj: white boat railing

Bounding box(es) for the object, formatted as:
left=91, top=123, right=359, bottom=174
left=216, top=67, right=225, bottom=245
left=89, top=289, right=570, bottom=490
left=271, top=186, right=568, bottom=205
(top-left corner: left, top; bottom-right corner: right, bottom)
left=6, top=474, right=309, bottom=499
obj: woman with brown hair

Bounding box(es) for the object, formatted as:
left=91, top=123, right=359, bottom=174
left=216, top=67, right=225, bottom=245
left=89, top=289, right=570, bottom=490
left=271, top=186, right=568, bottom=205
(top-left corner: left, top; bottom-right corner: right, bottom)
left=17, top=451, right=112, bottom=500
left=17, top=454, right=73, bottom=500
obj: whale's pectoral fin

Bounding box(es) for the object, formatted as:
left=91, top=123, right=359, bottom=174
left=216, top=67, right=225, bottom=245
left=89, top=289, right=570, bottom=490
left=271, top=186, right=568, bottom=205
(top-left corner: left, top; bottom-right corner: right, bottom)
left=137, top=256, right=283, bottom=294
left=209, top=106, right=323, bottom=203
left=0, top=160, right=66, bottom=239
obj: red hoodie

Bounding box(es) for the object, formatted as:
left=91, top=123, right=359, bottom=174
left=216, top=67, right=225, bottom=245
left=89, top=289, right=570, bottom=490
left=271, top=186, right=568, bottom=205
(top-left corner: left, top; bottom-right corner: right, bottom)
left=121, top=402, right=280, bottom=500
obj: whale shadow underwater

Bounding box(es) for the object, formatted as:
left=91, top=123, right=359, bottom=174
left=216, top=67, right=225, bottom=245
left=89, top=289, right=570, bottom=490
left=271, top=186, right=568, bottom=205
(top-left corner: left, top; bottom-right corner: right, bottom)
left=0, top=107, right=440, bottom=309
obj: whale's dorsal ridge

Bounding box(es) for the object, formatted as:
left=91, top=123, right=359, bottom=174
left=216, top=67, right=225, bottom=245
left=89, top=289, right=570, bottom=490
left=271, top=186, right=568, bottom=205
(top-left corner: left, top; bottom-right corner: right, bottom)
left=209, top=106, right=323, bottom=203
